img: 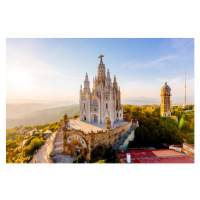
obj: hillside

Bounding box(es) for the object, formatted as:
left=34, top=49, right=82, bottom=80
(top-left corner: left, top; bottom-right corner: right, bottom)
left=6, top=101, right=76, bottom=118
left=6, top=104, right=79, bottom=129
left=6, top=103, right=52, bottom=118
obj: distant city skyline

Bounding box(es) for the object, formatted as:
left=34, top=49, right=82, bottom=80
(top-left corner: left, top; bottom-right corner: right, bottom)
left=6, top=38, right=194, bottom=105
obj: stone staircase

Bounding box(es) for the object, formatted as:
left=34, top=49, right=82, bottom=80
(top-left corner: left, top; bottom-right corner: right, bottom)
left=112, top=123, right=137, bottom=152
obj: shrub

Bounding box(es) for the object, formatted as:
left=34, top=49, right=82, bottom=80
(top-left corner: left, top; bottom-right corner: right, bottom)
left=77, top=155, right=85, bottom=163
left=72, top=155, right=85, bottom=163
left=26, top=138, right=44, bottom=156
left=72, top=158, right=77, bottom=163
left=95, top=160, right=106, bottom=163
left=25, top=136, right=36, bottom=146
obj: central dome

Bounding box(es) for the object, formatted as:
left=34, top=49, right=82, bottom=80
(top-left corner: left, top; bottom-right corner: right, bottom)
left=162, top=82, right=171, bottom=90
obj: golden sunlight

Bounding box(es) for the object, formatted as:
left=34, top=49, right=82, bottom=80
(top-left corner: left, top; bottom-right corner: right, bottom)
left=7, top=68, right=33, bottom=90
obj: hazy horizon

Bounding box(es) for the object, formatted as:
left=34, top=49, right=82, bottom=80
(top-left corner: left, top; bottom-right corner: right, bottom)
left=7, top=38, right=194, bottom=105
left=6, top=95, right=194, bottom=106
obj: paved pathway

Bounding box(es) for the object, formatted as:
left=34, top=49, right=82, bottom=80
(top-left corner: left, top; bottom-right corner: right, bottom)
left=30, top=131, right=58, bottom=163
left=51, top=129, right=63, bottom=155
left=52, top=154, right=76, bottom=163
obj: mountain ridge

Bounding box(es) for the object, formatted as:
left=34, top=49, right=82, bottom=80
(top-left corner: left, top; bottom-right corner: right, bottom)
left=6, top=104, right=79, bottom=129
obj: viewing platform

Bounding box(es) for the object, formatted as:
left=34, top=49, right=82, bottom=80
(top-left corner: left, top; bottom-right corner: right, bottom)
left=68, top=119, right=128, bottom=133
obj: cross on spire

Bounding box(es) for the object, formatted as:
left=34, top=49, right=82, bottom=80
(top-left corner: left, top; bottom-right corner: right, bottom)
left=98, top=54, right=104, bottom=63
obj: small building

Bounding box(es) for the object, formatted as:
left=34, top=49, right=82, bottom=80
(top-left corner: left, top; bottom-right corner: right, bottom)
left=24, top=132, right=31, bottom=138
left=183, top=143, right=194, bottom=154
left=42, top=130, right=52, bottom=138
left=15, top=129, right=28, bottom=135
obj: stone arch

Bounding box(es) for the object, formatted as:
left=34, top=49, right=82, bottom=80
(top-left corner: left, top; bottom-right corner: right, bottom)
left=91, top=114, right=98, bottom=122
left=92, top=144, right=106, bottom=159
left=66, top=133, right=88, bottom=157
left=83, top=115, right=86, bottom=121
left=95, top=144, right=106, bottom=150
left=116, top=113, right=119, bottom=121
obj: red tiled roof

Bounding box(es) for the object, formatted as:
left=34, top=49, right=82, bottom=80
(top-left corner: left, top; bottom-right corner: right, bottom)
left=118, top=149, right=156, bottom=159
left=132, top=156, right=194, bottom=163
left=153, top=150, right=184, bottom=157
left=118, top=149, right=194, bottom=164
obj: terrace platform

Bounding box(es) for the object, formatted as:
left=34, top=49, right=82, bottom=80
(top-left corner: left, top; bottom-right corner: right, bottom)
left=68, top=119, right=128, bottom=133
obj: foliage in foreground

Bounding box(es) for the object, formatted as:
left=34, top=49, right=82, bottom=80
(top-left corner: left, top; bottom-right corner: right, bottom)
left=6, top=120, right=62, bottom=163
left=89, top=147, right=120, bottom=163
left=72, top=155, right=85, bottom=163
left=128, top=116, right=194, bottom=149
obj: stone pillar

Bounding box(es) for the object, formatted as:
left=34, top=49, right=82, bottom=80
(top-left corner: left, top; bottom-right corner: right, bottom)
left=82, top=148, right=87, bottom=158
left=87, top=136, right=93, bottom=161
left=63, top=113, right=69, bottom=126
left=106, top=117, right=111, bottom=131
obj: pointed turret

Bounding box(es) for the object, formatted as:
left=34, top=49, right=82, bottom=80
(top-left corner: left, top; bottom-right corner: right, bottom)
left=106, top=69, right=110, bottom=79
left=85, top=73, right=89, bottom=81
left=106, top=69, right=111, bottom=91
left=84, top=73, right=90, bottom=93
left=113, top=75, right=118, bottom=90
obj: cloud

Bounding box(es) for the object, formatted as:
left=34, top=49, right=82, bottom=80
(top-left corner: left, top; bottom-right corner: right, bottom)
left=170, top=38, right=194, bottom=54
left=156, top=76, right=183, bottom=84
left=121, top=55, right=180, bottom=70
left=171, top=38, right=194, bottom=49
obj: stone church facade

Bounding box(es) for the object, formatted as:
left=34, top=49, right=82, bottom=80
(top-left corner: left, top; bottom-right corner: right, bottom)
left=79, top=55, right=123, bottom=128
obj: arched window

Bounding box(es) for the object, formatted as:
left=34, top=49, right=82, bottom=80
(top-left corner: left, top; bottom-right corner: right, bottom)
left=84, top=103, right=85, bottom=108
left=106, top=103, right=108, bottom=109
left=117, top=113, right=119, bottom=118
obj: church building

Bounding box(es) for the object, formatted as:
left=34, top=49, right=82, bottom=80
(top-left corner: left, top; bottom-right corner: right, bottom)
left=79, top=55, right=123, bottom=127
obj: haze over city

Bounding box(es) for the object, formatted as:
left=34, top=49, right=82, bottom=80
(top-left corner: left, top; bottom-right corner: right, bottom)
left=6, top=38, right=194, bottom=106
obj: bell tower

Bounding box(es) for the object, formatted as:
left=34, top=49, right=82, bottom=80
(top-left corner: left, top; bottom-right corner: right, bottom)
left=160, top=82, right=171, bottom=117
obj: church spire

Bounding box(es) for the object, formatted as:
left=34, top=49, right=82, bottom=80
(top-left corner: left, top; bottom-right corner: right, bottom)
left=85, top=73, right=89, bottom=81
left=84, top=73, right=90, bottom=93
left=106, top=69, right=110, bottom=79
left=113, top=75, right=118, bottom=90
left=97, top=55, right=106, bottom=85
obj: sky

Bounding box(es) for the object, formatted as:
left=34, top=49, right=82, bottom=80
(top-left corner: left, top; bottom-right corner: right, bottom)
left=6, top=38, right=194, bottom=105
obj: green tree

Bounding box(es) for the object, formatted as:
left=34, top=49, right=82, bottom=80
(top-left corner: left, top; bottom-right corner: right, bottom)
left=72, top=155, right=85, bottom=163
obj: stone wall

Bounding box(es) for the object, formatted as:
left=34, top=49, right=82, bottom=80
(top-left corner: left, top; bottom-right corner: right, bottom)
left=63, top=122, right=132, bottom=161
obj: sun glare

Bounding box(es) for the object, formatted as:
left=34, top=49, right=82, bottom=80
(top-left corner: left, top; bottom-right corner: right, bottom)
left=7, top=68, right=33, bottom=90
